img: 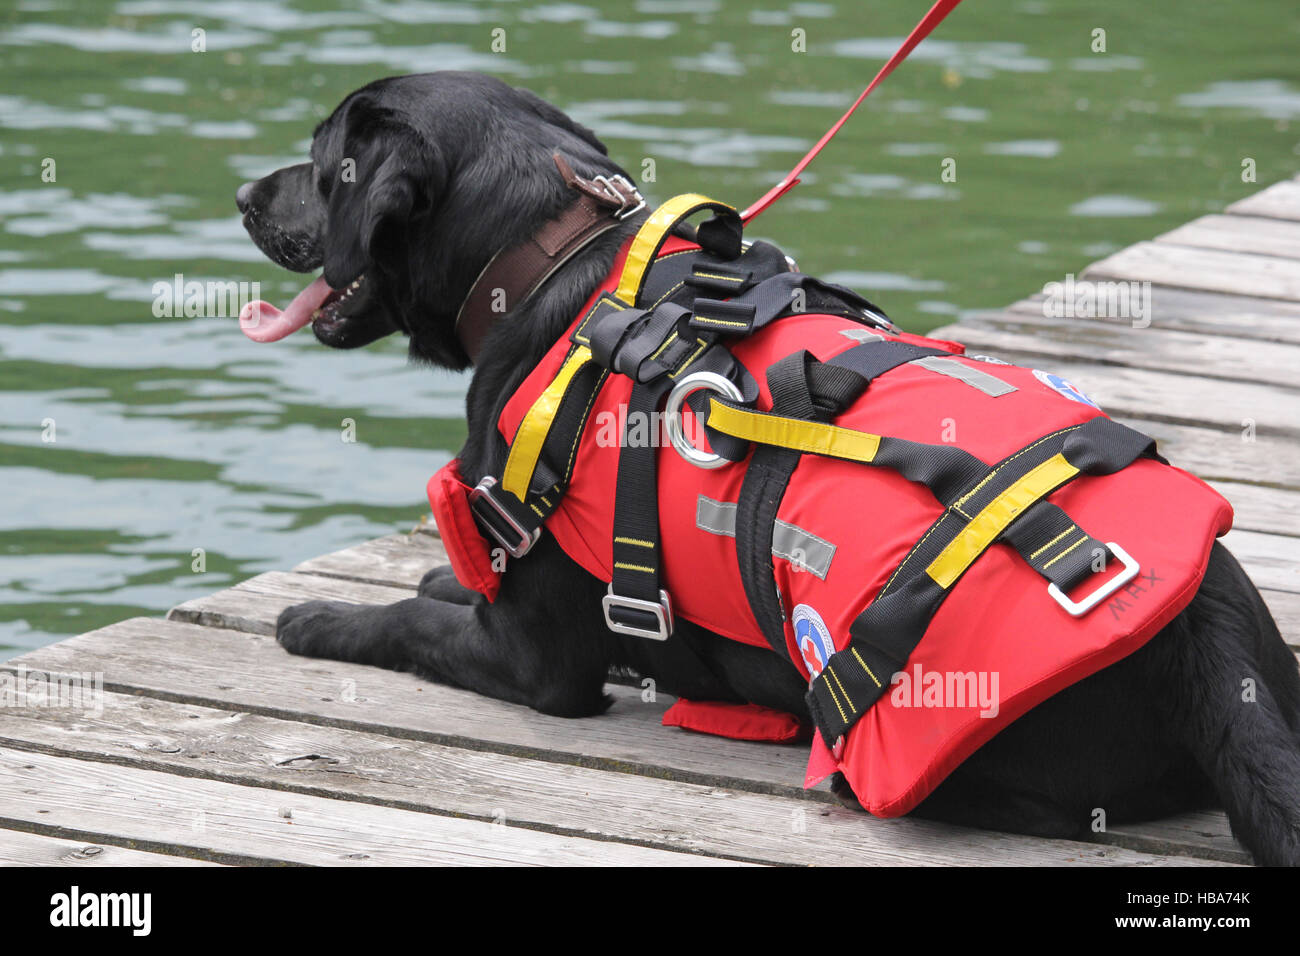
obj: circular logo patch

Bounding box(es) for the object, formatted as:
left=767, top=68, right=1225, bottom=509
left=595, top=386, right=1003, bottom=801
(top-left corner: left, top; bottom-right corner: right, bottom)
left=793, top=604, right=836, bottom=681
left=1033, top=368, right=1100, bottom=409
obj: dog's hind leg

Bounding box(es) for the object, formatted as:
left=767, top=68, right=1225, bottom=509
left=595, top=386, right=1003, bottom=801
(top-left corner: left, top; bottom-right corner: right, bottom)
left=897, top=542, right=1299, bottom=864
left=416, top=563, right=479, bottom=604
left=1154, top=542, right=1300, bottom=866
left=905, top=633, right=1217, bottom=841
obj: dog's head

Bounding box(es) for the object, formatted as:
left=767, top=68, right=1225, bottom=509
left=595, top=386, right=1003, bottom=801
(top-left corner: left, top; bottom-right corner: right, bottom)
left=236, top=71, right=624, bottom=369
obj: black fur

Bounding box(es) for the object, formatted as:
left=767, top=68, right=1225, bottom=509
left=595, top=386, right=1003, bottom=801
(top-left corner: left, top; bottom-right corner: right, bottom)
left=239, top=72, right=1300, bottom=865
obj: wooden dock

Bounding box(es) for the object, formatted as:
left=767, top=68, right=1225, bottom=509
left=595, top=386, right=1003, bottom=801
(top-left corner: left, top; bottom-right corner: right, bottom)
left=4, top=178, right=1299, bottom=867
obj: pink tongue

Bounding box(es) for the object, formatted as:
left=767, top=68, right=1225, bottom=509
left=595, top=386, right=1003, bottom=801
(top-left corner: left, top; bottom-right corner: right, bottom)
left=239, top=275, right=334, bottom=342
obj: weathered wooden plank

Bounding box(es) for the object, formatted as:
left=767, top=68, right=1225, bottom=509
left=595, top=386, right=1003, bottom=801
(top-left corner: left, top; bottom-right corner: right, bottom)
left=1202, top=481, right=1300, bottom=538
left=9, top=617, right=817, bottom=796
left=1002, top=286, right=1300, bottom=344
left=1104, top=812, right=1252, bottom=865
left=0, top=827, right=221, bottom=867
left=1157, top=214, right=1300, bottom=260
left=294, top=533, right=447, bottom=589
left=948, top=311, right=1300, bottom=389
left=1221, top=530, right=1300, bottom=596
left=1083, top=242, right=1300, bottom=302
left=168, top=571, right=415, bottom=635
left=0, top=690, right=1230, bottom=866
left=1116, top=418, right=1300, bottom=491
left=0, top=747, right=737, bottom=867
left=1031, top=358, right=1292, bottom=438
left=933, top=330, right=1300, bottom=494
left=923, top=343, right=1297, bottom=445
left=1226, top=180, right=1300, bottom=222
left=1260, top=589, right=1300, bottom=647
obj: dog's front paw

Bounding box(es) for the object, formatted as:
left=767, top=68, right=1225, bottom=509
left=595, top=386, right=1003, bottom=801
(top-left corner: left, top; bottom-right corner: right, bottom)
left=276, top=600, right=362, bottom=659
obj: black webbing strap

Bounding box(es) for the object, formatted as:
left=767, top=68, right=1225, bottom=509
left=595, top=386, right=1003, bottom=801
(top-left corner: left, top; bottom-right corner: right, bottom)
left=735, top=352, right=862, bottom=654
left=735, top=442, right=804, bottom=653
left=639, top=239, right=789, bottom=308
left=1003, top=416, right=1162, bottom=590
left=605, top=378, right=675, bottom=638
left=577, top=293, right=712, bottom=386
left=602, top=278, right=886, bottom=640
left=1064, top=413, right=1165, bottom=471
left=707, top=342, right=995, bottom=499
left=472, top=343, right=609, bottom=553
left=637, top=238, right=893, bottom=334
left=693, top=271, right=884, bottom=340
left=732, top=345, right=945, bottom=655
left=591, top=303, right=695, bottom=383
left=1001, top=501, right=1108, bottom=592
left=581, top=269, right=898, bottom=392
left=805, top=415, right=1159, bottom=746
left=599, top=245, right=812, bottom=639
left=830, top=340, right=939, bottom=376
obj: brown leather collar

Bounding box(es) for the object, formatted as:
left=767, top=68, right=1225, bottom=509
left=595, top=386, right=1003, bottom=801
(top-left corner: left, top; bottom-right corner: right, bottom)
left=454, top=154, right=645, bottom=364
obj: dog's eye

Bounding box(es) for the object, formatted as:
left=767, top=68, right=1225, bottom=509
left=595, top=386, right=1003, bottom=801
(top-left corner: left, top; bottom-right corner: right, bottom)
left=316, top=172, right=331, bottom=199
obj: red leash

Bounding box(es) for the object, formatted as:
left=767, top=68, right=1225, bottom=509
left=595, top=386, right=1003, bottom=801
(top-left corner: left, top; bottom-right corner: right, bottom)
left=741, top=0, right=967, bottom=223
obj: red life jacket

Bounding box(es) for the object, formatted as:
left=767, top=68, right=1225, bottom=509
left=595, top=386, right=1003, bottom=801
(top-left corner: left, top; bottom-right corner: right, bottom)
left=428, top=195, right=1233, bottom=817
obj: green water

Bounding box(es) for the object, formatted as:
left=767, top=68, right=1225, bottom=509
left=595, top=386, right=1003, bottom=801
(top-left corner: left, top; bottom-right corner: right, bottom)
left=2, top=0, right=1298, bottom=656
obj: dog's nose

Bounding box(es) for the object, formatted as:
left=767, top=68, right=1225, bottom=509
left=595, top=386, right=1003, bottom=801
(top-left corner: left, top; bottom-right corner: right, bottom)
left=235, top=182, right=254, bottom=214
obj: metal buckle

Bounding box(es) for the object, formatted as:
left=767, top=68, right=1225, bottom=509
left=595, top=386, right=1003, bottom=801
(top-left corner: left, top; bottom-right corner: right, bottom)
left=860, top=305, right=897, bottom=332
left=664, top=370, right=745, bottom=470
left=468, top=476, right=541, bottom=559
left=593, top=174, right=646, bottom=220
left=601, top=585, right=673, bottom=640
left=1047, top=541, right=1139, bottom=617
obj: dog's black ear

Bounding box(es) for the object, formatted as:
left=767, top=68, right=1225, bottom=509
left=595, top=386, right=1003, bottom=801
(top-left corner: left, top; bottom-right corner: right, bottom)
left=322, top=121, right=436, bottom=289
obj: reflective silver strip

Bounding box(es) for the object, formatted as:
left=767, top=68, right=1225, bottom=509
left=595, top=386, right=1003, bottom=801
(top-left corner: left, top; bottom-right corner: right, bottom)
left=913, top=355, right=1017, bottom=396
left=695, top=496, right=836, bottom=580
left=838, top=328, right=888, bottom=343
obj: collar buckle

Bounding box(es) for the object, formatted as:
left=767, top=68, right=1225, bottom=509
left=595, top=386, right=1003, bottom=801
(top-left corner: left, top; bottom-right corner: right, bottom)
left=591, top=174, right=646, bottom=220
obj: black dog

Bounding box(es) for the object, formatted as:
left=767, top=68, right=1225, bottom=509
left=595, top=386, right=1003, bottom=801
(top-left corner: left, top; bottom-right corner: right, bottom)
left=235, top=72, right=1300, bottom=864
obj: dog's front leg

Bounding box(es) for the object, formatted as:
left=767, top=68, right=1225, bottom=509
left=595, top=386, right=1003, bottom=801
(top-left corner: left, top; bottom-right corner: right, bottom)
left=276, top=541, right=614, bottom=717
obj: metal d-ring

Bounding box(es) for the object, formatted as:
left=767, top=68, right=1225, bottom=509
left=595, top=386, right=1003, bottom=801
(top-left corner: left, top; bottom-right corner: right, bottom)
left=664, top=371, right=744, bottom=469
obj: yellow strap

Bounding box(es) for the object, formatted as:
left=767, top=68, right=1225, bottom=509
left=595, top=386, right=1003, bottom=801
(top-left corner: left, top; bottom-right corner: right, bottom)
left=501, top=346, right=592, bottom=500
left=706, top=398, right=883, bottom=463
left=499, top=195, right=733, bottom=503
left=614, top=193, right=735, bottom=306
left=926, top=453, right=1080, bottom=588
